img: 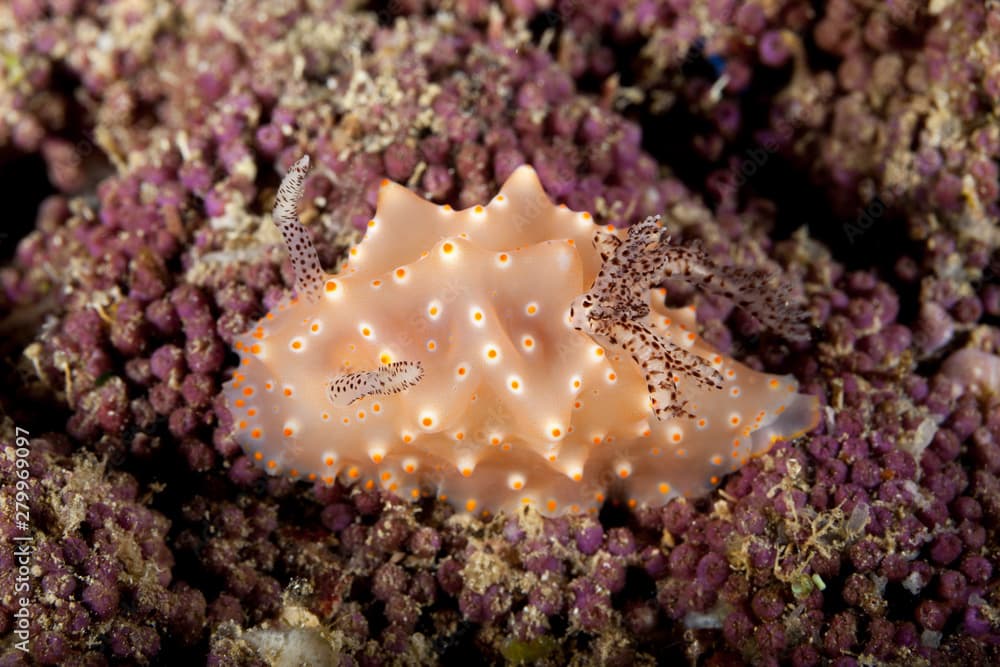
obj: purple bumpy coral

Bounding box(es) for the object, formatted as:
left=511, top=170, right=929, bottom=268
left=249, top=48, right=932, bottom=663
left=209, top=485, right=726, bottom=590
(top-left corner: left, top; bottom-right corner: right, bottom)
left=1, top=0, right=999, bottom=664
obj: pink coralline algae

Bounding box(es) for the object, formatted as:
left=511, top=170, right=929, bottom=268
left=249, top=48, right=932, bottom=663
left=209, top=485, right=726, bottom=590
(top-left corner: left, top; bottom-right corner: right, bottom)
left=940, top=348, right=1000, bottom=398
left=1, top=0, right=1000, bottom=665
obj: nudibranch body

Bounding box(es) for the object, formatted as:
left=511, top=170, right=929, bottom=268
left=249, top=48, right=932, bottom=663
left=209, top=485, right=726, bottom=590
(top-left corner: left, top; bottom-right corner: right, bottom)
left=222, top=156, right=818, bottom=517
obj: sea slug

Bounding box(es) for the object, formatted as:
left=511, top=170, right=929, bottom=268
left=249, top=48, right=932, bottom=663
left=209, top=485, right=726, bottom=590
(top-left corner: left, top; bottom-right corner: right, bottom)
left=222, top=156, right=819, bottom=516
